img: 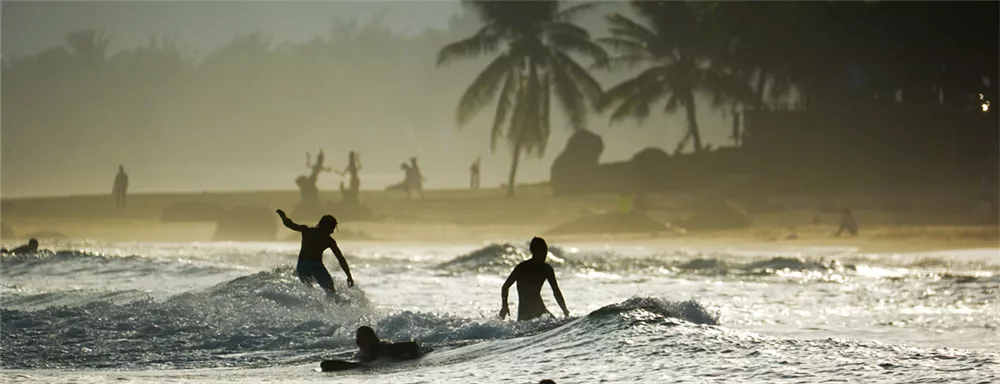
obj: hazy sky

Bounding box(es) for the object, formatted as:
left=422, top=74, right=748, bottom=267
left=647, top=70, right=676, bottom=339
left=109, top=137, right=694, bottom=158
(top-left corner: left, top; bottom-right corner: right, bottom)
left=7, top=1, right=468, bottom=53
left=1, top=0, right=734, bottom=198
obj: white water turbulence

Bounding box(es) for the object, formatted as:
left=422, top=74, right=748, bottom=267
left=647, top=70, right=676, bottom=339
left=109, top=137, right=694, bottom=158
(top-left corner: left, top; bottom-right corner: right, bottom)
left=2, top=241, right=999, bottom=383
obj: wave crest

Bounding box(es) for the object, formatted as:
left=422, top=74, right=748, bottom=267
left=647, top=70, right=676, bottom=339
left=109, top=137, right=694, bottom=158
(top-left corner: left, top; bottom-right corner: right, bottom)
left=590, top=297, right=720, bottom=325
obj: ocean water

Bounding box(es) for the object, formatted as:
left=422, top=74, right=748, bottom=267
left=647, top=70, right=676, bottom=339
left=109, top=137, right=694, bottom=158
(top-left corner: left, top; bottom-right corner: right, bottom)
left=1, top=240, right=998, bottom=383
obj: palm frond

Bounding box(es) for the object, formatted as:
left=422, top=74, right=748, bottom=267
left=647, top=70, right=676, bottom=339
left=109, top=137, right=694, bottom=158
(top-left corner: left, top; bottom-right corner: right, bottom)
left=507, top=64, right=541, bottom=156
left=547, top=53, right=587, bottom=130
left=663, top=92, right=681, bottom=112
left=605, top=13, right=659, bottom=48
left=535, top=71, right=552, bottom=156
left=555, top=2, right=600, bottom=21
left=548, top=48, right=603, bottom=108
left=600, top=65, right=668, bottom=110
left=597, top=37, right=647, bottom=58
left=701, top=68, right=763, bottom=109
left=607, top=79, right=669, bottom=126
left=490, top=68, right=520, bottom=152
left=542, top=21, right=589, bottom=39
left=457, top=53, right=516, bottom=126
left=545, top=27, right=609, bottom=69
left=437, top=24, right=503, bottom=66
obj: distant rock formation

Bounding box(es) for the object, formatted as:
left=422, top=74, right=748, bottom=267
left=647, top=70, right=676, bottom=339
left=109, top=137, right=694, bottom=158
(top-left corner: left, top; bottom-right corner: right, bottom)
left=213, top=205, right=278, bottom=241
left=551, top=130, right=614, bottom=196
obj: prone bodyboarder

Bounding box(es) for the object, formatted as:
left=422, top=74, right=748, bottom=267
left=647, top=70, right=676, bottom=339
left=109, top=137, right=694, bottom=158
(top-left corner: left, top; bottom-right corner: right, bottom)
left=320, top=326, right=424, bottom=372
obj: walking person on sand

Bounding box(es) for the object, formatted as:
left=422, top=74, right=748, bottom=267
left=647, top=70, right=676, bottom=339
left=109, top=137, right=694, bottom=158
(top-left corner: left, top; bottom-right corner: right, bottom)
left=470, top=157, right=481, bottom=190
left=112, top=165, right=129, bottom=209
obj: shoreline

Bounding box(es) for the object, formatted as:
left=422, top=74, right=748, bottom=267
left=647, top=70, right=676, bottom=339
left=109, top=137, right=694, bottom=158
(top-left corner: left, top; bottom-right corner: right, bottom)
left=2, top=186, right=996, bottom=254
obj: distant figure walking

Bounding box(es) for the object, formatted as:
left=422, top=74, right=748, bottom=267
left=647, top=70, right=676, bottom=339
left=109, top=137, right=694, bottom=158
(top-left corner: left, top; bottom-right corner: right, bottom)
left=409, top=157, right=426, bottom=199
left=500, top=237, right=570, bottom=322
left=112, top=165, right=129, bottom=209
left=470, top=157, right=481, bottom=190
left=834, top=208, right=859, bottom=237
left=275, top=209, right=355, bottom=296
left=339, top=151, right=362, bottom=205
left=0, top=238, right=38, bottom=255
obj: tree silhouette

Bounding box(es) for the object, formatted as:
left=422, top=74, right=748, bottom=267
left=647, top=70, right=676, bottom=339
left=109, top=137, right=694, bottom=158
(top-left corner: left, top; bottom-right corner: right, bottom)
left=437, top=0, right=607, bottom=197
left=599, top=1, right=757, bottom=154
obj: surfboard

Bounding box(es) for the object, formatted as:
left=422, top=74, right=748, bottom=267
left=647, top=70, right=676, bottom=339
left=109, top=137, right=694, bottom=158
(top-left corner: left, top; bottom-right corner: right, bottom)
left=320, top=359, right=364, bottom=372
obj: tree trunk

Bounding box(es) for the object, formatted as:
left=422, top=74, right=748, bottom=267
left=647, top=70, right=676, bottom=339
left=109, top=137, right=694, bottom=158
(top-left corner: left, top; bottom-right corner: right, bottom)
left=673, top=130, right=692, bottom=155
left=754, top=68, right=768, bottom=104
left=507, top=138, right=522, bottom=197
left=684, top=99, right=703, bottom=152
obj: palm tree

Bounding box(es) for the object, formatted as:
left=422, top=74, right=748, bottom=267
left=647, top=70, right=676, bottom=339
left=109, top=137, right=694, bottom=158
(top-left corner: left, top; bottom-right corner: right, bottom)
left=599, top=1, right=758, bottom=154
left=437, top=0, right=607, bottom=197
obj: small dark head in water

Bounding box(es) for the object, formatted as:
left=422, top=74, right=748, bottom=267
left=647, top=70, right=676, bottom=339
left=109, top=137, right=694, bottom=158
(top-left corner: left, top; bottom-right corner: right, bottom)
left=540, top=380, right=556, bottom=384
left=317, top=215, right=338, bottom=234
left=530, top=237, right=547, bottom=261
left=356, top=326, right=379, bottom=350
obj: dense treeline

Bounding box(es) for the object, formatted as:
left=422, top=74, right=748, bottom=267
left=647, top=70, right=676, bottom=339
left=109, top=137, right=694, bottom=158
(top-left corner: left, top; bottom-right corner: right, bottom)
left=3, top=1, right=996, bottom=196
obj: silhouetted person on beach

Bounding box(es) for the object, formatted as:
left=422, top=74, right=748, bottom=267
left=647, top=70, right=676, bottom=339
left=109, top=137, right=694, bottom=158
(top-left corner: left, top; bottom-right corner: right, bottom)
left=297, top=149, right=332, bottom=205
left=470, top=157, right=481, bottom=190
left=320, top=326, right=423, bottom=372
left=409, top=157, right=425, bottom=199
left=339, top=151, right=362, bottom=205
left=834, top=208, right=858, bottom=237
left=0, top=238, right=38, bottom=255
left=112, top=165, right=129, bottom=209
left=276, top=209, right=354, bottom=295
left=385, top=163, right=414, bottom=199
left=500, top=237, right=570, bottom=321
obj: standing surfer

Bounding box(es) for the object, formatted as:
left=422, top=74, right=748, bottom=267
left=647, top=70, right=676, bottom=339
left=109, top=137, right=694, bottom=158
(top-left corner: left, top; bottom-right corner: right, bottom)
left=499, top=237, right=570, bottom=321
left=276, top=209, right=355, bottom=295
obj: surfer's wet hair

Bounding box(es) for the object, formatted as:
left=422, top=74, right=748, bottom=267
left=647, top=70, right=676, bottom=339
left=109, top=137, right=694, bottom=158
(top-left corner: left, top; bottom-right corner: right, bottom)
left=530, top=237, right=547, bottom=258
left=356, top=326, right=379, bottom=348
left=317, top=215, right=338, bottom=232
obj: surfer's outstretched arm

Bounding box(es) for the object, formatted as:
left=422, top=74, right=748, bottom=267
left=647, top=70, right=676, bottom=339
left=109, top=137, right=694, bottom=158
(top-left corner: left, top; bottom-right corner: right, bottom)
left=499, top=267, right=518, bottom=319
left=276, top=209, right=307, bottom=232
left=330, top=240, right=355, bottom=287
left=547, top=266, right=569, bottom=317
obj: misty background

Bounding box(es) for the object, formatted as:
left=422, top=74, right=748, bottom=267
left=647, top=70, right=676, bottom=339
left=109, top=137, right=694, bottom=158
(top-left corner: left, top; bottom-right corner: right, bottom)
left=1, top=0, right=738, bottom=198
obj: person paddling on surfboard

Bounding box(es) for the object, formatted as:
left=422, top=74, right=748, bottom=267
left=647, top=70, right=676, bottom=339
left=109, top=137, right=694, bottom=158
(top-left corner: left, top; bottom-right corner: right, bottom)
left=499, top=237, right=570, bottom=321
left=0, top=238, right=39, bottom=255
left=276, top=209, right=355, bottom=296
left=320, top=326, right=424, bottom=372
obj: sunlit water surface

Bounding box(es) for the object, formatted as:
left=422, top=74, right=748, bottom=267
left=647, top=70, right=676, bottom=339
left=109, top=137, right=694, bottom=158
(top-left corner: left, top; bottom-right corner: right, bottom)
left=2, top=240, right=998, bottom=383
